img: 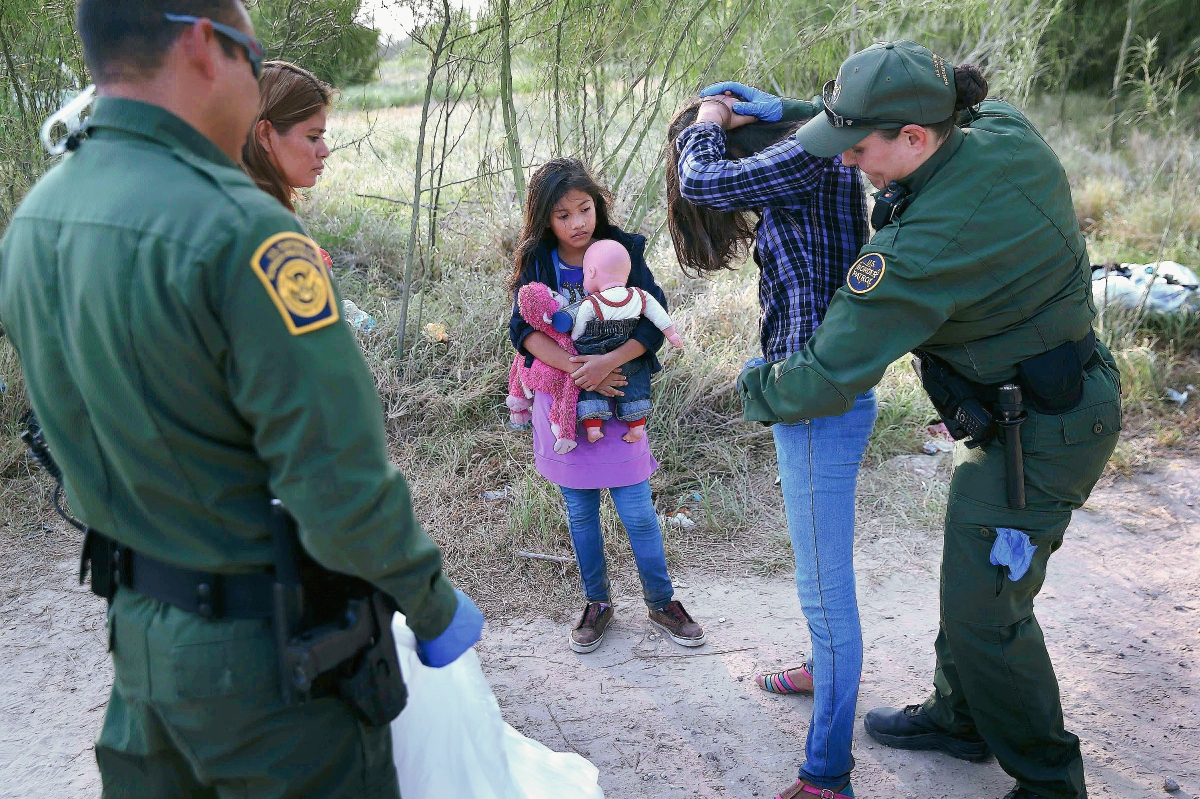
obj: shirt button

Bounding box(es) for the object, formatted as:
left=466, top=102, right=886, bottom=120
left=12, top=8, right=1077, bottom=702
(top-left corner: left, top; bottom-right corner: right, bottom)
left=1092, top=421, right=1104, bottom=434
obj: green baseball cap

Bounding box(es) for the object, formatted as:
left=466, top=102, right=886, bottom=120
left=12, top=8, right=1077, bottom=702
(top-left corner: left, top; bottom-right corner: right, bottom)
left=796, top=40, right=957, bottom=158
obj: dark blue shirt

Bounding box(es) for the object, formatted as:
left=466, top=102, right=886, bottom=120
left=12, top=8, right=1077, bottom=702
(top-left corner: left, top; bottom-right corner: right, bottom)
left=676, top=122, right=868, bottom=361
left=508, top=226, right=669, bottom=374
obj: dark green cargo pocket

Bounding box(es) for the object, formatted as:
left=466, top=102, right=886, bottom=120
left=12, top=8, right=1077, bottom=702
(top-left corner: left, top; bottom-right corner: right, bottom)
left=171, top=635, right=278, bottom=701
left=941, top=521, right=1058, bottom=627
left=1059, top=398, right=1121, bottom=444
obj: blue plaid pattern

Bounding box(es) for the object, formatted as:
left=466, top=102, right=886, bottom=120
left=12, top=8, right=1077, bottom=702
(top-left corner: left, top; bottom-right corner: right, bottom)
left=676, top=122, right=868, bottom=361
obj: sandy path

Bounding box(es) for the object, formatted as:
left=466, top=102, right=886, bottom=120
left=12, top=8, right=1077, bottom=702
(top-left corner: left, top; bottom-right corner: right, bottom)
left=2, top=459, right=1197, bottom=798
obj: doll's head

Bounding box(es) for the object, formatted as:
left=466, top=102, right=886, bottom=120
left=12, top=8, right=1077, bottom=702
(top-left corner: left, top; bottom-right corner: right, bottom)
left=582, top=239, right=632, bottom=293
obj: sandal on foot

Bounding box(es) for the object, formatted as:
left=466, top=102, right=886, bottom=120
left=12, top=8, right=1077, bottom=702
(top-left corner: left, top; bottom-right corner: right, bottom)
left=776, top=778, right=852, bottom=799
left=755, top=664, right=813, bottom=695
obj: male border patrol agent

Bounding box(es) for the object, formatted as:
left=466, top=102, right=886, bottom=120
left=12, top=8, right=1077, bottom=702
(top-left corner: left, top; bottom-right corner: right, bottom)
left=717, top=43, right=1119, bottom=799
left=0, top=1, right=482, bottom=795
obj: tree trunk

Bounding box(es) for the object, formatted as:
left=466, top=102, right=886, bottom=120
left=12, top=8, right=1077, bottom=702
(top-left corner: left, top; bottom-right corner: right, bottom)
left=1108, top=0, right=1140, bottom=149
left=498, top=0, right=526, bottom=204
left=397, top=0, right=451, bottom=359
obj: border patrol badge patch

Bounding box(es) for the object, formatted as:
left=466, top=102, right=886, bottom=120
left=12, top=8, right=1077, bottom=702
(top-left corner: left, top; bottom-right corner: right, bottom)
left=846, top=253, right=886, bottom=294
left=250, top=232, right=340, bottom=335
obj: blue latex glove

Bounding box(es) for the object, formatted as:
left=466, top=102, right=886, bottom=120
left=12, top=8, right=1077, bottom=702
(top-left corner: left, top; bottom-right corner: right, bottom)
left=415, top=589, right=484, bottom=668
left=989, top=527, right=1037, bottom=581
left=699, top=81, right=783, bottom=123
left=739, top=356, right=768, bottom=384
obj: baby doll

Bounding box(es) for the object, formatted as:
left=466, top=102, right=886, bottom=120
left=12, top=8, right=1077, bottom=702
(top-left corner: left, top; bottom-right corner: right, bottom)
left=552, top=239, right=683, bottom=444
left=506, top=282, right=580, bottom=454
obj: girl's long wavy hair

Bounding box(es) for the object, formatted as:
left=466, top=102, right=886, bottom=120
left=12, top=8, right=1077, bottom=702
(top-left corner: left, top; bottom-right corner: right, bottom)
left=506, top=158, right=615, bottom=292
left=242, top=61, right=334, bottom=212
left=665, top=99, right=802, bottom=277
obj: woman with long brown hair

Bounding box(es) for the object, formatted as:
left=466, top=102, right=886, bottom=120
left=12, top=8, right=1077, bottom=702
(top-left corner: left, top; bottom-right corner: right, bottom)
left=668, top=92, right=871, bottom=799
left=242, top=61, right=333, bottom=214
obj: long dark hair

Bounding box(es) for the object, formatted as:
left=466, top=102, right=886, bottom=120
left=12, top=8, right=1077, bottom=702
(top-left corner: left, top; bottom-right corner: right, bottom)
left=507, top=158, right=615, bottom=292
left=666, top=99, right=801, bottom=277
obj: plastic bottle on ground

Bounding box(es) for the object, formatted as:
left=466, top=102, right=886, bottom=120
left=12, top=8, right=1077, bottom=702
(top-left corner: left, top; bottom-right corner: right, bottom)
left=342, top=300, right=377, bottom=333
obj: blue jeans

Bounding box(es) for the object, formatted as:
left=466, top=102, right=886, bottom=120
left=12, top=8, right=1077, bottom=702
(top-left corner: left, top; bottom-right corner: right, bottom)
left=577, top=358, right=653, bottom=422
left=559, top=479, right=674, bottom=609
left=773, top=390, right=877, bottom=792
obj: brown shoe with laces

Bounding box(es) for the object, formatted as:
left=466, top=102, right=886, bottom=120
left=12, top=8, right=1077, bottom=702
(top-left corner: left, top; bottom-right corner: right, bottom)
left=649, top=600, right=706, bottom=647
left=570, top=601, right=614, bottom=653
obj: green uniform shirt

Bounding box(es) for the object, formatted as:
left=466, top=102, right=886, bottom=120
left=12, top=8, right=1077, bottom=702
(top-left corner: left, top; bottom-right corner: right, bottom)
left=742, top=100, right=1095, bottom=423
left=0, top=98, right=455, bottom=641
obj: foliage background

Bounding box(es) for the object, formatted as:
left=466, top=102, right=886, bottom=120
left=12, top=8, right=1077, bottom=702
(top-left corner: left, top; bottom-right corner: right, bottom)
left=2, top=0, right=1200, bottom=611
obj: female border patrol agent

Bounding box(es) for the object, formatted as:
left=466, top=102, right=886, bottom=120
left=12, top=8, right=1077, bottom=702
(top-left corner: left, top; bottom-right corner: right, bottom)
left=722, top=42, right=1118, bottom=799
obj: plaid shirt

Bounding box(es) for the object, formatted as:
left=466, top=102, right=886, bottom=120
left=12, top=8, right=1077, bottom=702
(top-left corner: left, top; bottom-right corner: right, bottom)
left=676, top=122, right=868, bottom=361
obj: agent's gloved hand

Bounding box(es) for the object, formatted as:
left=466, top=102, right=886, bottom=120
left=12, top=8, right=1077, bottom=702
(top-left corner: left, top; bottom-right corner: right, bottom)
left=739, top=356, right=767, bottom=384
left=699, top=82, right=782, bottom=123
left=737, top=356, right=783, bottom=425
left=415, top=589, right=484, bottom=668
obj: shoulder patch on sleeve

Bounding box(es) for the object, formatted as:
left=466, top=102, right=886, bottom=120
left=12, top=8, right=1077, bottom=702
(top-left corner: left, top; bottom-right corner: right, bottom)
left=249, top=232, right=340, bottom=335
left=846, top=253, right=886, bottom=294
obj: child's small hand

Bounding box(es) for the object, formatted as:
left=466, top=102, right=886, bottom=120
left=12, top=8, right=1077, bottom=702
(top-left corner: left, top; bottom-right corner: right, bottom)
left=569, top=353, right=620, bottom=393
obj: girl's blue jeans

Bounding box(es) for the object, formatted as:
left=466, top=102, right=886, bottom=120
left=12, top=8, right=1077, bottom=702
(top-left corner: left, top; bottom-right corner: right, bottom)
left=559, top=479, right=674, bottom=609
left=773, top=390, right=877, bottom=793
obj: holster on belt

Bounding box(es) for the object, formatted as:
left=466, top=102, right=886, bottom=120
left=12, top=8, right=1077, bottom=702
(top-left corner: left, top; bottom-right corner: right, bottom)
left=911, top=349, right=995, bottom=448
left=80, top=504, right=407, bottom=727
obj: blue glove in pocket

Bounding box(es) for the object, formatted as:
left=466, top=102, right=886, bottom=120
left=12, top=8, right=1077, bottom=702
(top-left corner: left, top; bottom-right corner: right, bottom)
left=989, top=527, right=1037, bottom=581
left=415, top=589, right=484, bottom=668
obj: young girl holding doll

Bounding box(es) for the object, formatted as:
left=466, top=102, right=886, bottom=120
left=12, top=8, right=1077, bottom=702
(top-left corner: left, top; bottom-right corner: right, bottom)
left=506, top=158, right=705, bottom=654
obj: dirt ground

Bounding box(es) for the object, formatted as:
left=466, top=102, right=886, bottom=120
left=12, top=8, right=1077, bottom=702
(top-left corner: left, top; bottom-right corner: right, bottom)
left=2, top=456, right=1197, bottom=799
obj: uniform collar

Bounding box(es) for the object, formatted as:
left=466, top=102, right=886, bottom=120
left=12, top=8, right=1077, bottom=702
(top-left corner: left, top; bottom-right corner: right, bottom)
left=87, top=97, right=238, bottom=169
left=898, top=125, right=965, bottom=197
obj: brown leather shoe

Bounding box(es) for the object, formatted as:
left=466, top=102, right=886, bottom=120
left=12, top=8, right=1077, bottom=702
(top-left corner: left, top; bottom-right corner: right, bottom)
left=649, top=600, right=706, bottom=647
left=570, top=601, right=613, bottom=653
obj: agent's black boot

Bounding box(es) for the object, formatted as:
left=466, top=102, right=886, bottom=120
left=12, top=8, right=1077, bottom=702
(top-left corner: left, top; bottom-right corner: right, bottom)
left=1001, top=786, right=1053, bottom=799
left=864, top=705, right=991, bottom=761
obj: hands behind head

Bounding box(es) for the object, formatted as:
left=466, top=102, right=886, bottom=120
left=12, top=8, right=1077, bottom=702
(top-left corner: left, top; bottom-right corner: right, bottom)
left=696, top=94, right=757, bottom=130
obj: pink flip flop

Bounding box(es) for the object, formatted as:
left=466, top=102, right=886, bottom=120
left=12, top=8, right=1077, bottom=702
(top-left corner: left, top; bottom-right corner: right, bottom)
left=754, top=664, right=814, bottom=695
left=775, top=779, right=853, bottom=799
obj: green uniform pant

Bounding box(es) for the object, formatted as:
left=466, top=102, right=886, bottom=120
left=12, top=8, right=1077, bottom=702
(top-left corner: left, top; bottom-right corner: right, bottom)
left=96, top=589, right=401, bottom=799
left=922, top=350, right=1121, bottom=799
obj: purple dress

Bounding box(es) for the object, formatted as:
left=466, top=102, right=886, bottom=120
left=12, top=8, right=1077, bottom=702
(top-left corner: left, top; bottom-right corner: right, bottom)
left=531, top=391, right=658, bottom=490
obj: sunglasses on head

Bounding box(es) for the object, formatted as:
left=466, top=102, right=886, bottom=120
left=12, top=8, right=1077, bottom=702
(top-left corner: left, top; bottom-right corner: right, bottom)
left=163, top=13, right=264, bottom=79
left=820, top=78, right=910, bottom=129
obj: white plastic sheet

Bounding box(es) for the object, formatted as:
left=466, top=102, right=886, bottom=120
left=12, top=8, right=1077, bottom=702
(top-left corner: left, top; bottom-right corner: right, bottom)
left=390, top=616, right=605, bottom=799
left=1092, top=261, right=1200, bottom=315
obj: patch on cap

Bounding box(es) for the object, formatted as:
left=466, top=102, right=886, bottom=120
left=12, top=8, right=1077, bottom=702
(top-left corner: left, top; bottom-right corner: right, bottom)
left=846, top=253, right=886, bottom=294
left=932, top=53, right=950, bottom=87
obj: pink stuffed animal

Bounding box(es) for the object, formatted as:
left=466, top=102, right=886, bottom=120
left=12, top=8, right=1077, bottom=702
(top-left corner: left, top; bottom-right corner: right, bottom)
left=506, top=282, right=580, bottom=454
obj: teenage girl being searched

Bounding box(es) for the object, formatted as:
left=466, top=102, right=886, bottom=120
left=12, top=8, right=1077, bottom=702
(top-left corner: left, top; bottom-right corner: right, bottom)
left=506, top=158, right=705, bottom=654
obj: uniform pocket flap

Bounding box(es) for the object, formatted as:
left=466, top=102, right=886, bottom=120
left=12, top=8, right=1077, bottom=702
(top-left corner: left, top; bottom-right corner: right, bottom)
left=1060, top=398, right=1122, bottom=444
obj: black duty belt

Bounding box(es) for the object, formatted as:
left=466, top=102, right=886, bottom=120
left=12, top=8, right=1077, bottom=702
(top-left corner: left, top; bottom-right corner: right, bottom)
left=81, top=529, right=273, bottom=619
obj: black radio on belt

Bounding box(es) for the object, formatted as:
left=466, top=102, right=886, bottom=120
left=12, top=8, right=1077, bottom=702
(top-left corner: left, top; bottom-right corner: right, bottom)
left=911, top=350, right=995, bottom=448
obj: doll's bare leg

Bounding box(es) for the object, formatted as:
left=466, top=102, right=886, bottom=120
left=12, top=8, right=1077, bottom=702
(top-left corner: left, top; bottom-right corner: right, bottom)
left=584, top=418, right=604, bottom=443
left=622, top=419, right=646, bottom=443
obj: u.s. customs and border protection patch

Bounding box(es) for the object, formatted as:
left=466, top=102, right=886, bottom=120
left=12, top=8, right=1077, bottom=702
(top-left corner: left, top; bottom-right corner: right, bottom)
left=846, top=253, right=886, bottom=294
left=250, top=232, right=340, bottom=335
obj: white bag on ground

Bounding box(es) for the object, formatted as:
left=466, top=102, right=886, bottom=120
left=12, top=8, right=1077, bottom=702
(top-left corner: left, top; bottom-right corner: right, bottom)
left=390, top=615, right=604, bottom=799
